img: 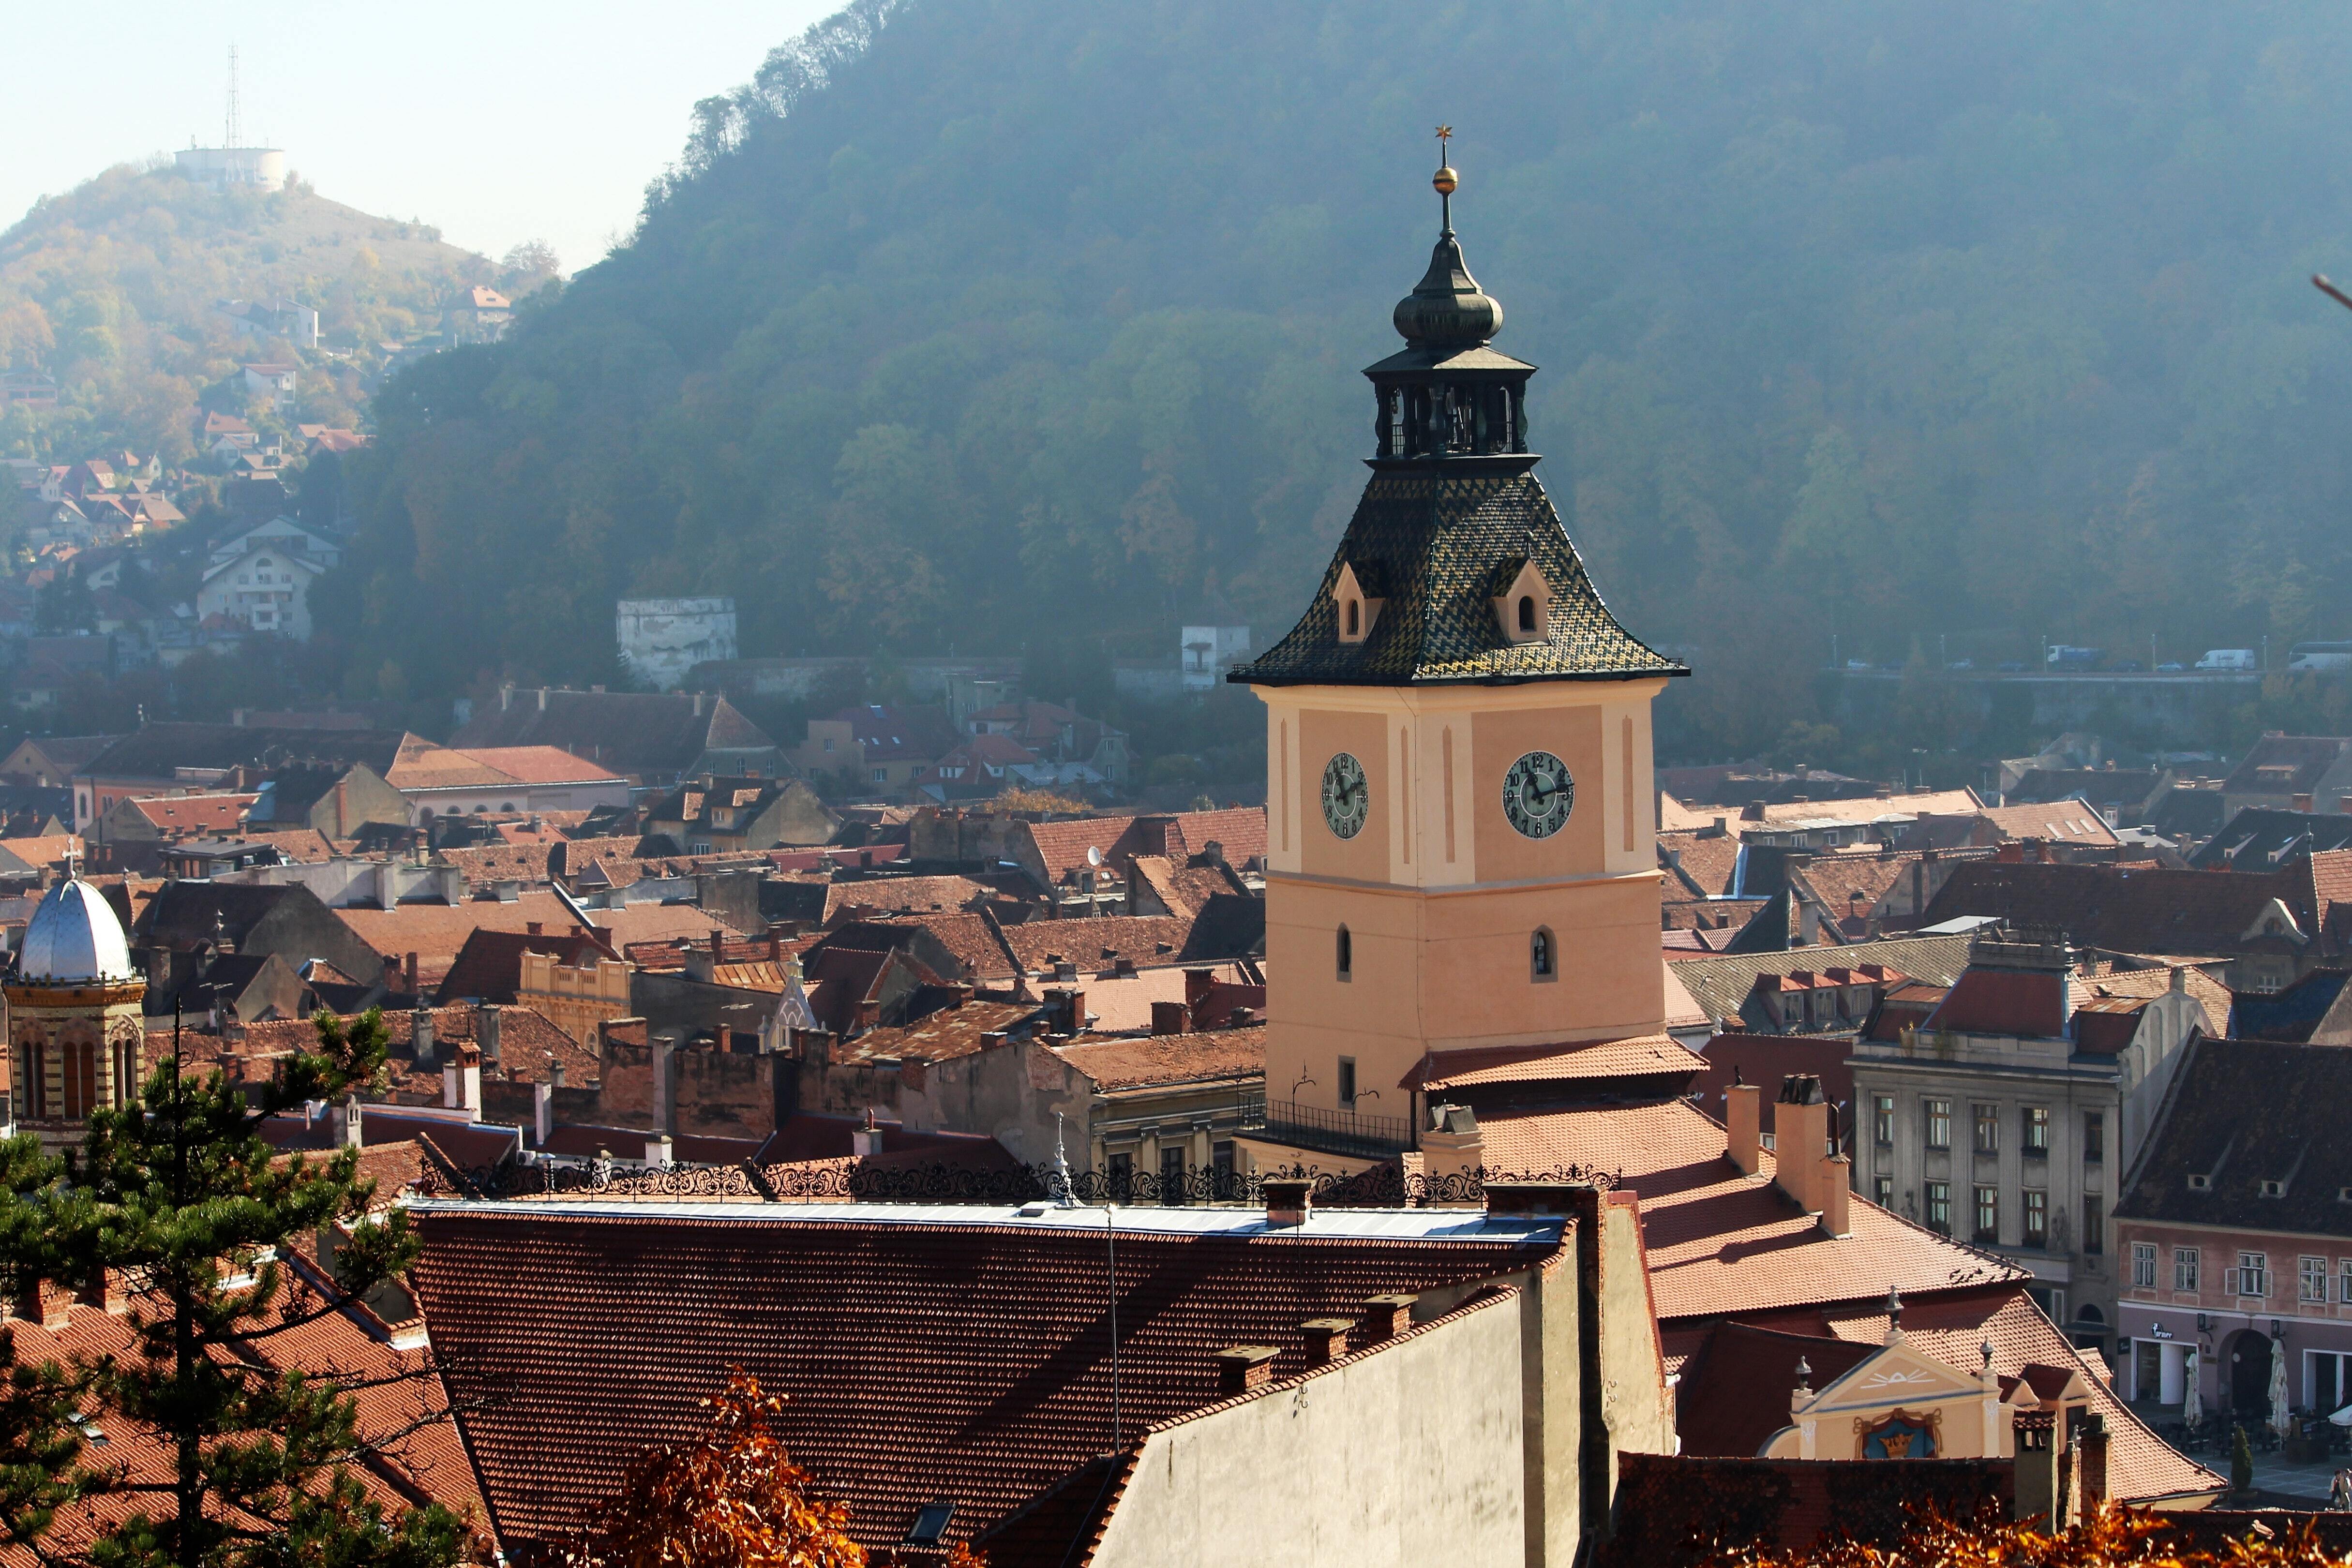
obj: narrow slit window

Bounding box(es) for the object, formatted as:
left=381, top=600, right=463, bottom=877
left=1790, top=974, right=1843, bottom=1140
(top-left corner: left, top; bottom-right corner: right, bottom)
left=1336, top=925, right=1352, bottom=981
left=1517, top=595, right=1536, bottom=631
left=1346, top=599, right=1360, bottom=636
left=1531, top=927, right=1556, bottom=981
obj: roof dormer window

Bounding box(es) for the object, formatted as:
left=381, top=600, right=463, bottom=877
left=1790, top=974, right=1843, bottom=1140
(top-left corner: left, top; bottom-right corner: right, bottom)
left=2188, top=1173, right=2211, bottom=1191
left=2260, top=1179, right=2286, bottom=1198
left=1490, top=557, right=1551, bottom=644
left=1334, top=561, right=1386, bottom=645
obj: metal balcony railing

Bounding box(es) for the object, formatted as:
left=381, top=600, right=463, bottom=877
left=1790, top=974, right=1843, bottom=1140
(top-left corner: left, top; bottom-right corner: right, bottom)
left=1246, top=1098, right=1414, bottom=1161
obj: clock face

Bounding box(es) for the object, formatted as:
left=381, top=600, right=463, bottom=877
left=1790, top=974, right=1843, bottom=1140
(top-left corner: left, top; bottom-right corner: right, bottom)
left=1503, top=750, right=1574, bottom=838
left=1320, top=752, right=1369, bottom=840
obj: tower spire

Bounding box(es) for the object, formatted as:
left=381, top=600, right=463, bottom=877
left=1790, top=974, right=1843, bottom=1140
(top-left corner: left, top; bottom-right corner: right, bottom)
left=1433, top=125, right=1456, bottom=236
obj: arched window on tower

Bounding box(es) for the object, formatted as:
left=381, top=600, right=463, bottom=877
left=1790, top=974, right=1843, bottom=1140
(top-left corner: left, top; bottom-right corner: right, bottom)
left=1336, top=925, right=1353, bottom=981
left=1531, top=927, right=1557, bottom=982
left=1517, top=596, right=1536, bottom=632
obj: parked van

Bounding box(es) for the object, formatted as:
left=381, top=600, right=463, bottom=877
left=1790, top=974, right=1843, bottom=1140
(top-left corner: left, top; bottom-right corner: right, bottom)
left=2045, top=645, right=2103, bottom=669
left=2195, top=648, right=2258, bottom=671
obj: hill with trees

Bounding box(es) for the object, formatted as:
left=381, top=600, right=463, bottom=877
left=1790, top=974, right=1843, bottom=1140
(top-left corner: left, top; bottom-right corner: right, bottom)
left=335, top=0, right=2352, bottom=762
left=0, top=162, right=548, bottom=463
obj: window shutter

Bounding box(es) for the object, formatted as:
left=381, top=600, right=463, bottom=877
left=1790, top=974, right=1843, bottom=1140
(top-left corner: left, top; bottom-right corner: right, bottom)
left=2225, top=1267, right=2240, bottom=1297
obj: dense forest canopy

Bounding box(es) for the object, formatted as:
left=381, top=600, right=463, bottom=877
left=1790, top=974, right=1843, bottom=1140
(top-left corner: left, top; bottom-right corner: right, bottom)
left=339, top=0, right=2352, bottom=759
left=0, top=164, right=500, bottom=462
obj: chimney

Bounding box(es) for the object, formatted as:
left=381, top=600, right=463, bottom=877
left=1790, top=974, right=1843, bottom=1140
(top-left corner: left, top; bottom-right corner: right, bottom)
left=533, top=1081, right=552, bottom=1147
left=404, top=952, right=419, bottom=995
left=1875, top=783, right=1892, bottom=799
left=1213, top=1345, right=1281, bottom=1397
left=1821, top=1152, right=1853, bottom=1238
left=1150, top=1000, right=1189, bottom=1035
left=1360, top=1293, right=1415, bottom=1343
left=654, top=1037, right=675, bottom=1134
left=382, top=954, right=401, bottom=992
left=1776, top=1075, right=1830, bottom=1215
left=411, top=1007, right=436, bottom=1068
left=1743, top=799, right=1768, bottom=821
left=1262, top=1177, right=1312, bottom=1228
left=550, top=1058, right=567, bottom=1090
left=443, top=1042, right=482, bottom=1117
left=335, top=1094, right=364, bottom=1150
left=717, top=1024, right=734, bottom=1053
left=2294, top=793, right=2315, bottom=814
left=2077, top=1411, right=2109, bottom=1508
left=1301, top=1318, right=1356, bottom=1366
left=645, top=1135, right=673, bottom=1169
left=526, top=921, right=542, bottom=936
left=1798, top=898, right=1820, bottom=946
left=75, top=1263, right=128, bottom=1315
left=9, top=1279, right=73, bottom=1330
left=537, top=686, right=548, bottom=711
left=2013, top=1411, right=2060, bottom=1526
left=852, top=1110, right=886, bottom=1158
left=1421, top=1103, right=1485, bottom=1202
left=1726, top=1076, right=1762, bottom=1176
left=477, top=1002, right=501, bottom=1063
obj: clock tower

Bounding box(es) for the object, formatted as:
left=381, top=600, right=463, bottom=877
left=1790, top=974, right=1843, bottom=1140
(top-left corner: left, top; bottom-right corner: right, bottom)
left=1234, top=146, right=1687, bottom=1162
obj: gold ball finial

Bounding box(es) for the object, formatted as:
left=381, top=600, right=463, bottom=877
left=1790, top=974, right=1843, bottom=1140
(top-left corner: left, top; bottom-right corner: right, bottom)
left=1433, top=165, right=1458, bottom=196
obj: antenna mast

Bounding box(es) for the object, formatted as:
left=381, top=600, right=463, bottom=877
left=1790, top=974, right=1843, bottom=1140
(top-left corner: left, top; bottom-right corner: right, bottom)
left=226, top=45, right=241, bottom=148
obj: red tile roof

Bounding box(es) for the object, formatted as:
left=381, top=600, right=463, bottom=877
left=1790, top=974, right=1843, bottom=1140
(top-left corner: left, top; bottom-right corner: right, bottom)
left=1052, top=1027, right=1265, bottom=1091
left=1924, top=967, right=2069, bottom=1036
left=1000, top=915, right=1194, bottom=975
left=408, top=1210, right=1555, bottom=1556
left=1401, top=1033, right=1701, bottom=1093
left=1686, top=1033, right=1860, bottom=1136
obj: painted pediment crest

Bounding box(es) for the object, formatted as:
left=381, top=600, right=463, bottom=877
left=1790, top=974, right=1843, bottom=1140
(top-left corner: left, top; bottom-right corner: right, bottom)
left=1805, top=1341, right=1985, bottom=1413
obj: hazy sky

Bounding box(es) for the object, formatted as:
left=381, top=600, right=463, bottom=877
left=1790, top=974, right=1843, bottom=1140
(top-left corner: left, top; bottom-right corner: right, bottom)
left=7, top=0, right=844, bottom=272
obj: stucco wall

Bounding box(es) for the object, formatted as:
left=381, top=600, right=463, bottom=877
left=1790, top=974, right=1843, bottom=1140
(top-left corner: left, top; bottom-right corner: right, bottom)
left=1093, top=1293, right=1530, bottom=1568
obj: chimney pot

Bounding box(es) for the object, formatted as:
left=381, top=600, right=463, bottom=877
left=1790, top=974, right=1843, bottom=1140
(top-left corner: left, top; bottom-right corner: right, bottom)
left=477, top=1002, right=501, bottom=1063
left=1726, top=1080, right=1762, bottom=1177
left=533, top=1081, right=553, bottom=1146
left=1213, top=1344, right=1282, bottom=1396
left=411, top=1007, right=436, bottom=1067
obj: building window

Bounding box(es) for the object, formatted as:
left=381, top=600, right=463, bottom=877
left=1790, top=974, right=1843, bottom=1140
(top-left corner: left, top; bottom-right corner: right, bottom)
left=1345, top=599, right=1360, bottom=636
left=1974, top=1103, right=1999, bottom=1154
left=873, top=768, right=887, bottom=783
left=2023, top=1189, right=2048, bottom=1246
left=1335, top=925, right=1351, bottom=981
left=822, top=737, right=835, bottom=752
left=1924, top=1181, right=1950, bottom=1234
left=2303, top=1256, right=2330, bottom=1303
left=2082, top=1110, right=2104, bottom=1165
left=2082, top=1196, right=2103, bottom=1254
left=1530, top=928, right=1555, bottom=982
left=1873, top=1176, right=1894, bottom=1208
left=1974, top=1185, right=1999, bottom=1242
left=1336, top=1056, right=1357, bottom=1111
left=1873, top=1094, right=1894, bottom=1147
left=2231, top=1252, right=2270, bottom=1299
left=1106, top=1150, right=1133, bottom=1204
left=1924, top=1099, right=1951, bottom=1150
left=1212, top=1141, right=1236, bottom=1200
left=2132, top=1242, right=2157, bottom=1288
left=1517, top=595, right=1536, bottom=632
left=2023, top=1105, right=2049, bottom=1154
left=1160, top=1144, right=1186, bottom=1205
left=2342, top=1260, right=2352, bottom=1306
left=2175, top=1247, right=2200, bottom=1293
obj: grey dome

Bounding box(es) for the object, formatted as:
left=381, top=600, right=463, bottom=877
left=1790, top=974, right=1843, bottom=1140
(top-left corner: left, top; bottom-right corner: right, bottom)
left=18, top=878, right=134, bottom=985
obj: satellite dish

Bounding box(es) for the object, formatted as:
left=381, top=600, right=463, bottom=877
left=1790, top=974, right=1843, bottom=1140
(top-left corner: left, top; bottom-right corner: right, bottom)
left=1086, top=846, right=1104, bottom=868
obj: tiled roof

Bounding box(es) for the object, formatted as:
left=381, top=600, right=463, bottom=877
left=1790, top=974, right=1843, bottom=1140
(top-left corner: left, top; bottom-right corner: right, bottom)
left=1670, top=934, right=1975, bottom=1028
left=1068, top=963, right=1258, bottom=1033
left=407, top=1207, right=1556, bottom=1555
left=1177, top=894, right=1265, bottom=962
left=833, top=1000, right=1041, bottom=1067
left=2190, top=807, right=2352, bottom=870
left=2221, top=734, right=2352, bottom=798
left=1473, top=1098, right=2026, bottom=1321
left=1659, top=830, right=1742, bottom=897
left=1976, top=801, right=2123, bottom=846
left=1919, top=861, right=2310, bottom=956
left=79, top=723, right=408, bottom=782
left=1021, top=807, right=1269, bottom=886
left=2226, top=967, right=2352, bottom=1042
left=123, top=791, right=256, bottom=831
left=1925, top=967, right=2069, bottom=1037
left=809, top=914, right=1022, bottom=983
left=240, top=827, right=337, bottom=863
left=2116, top=1037, right=2352, bottom=1239
left=1001, top=916, right=1194, bottom=975
left=1401, top=1033, right=1701, bottom=1093
left=335, top=892, right=723, bottom=986
left=821, top=874, right=996, bottom=924
left=434, top=927, right=615, bottom=1004
left=1674, top=1321, right=1876, bottom=1457
left=1052, top=1026, right=1265, bottom=1091
left=2070, top=963, right=2228, bottom=1036
left=1233, top=470, right=1683, bottom=687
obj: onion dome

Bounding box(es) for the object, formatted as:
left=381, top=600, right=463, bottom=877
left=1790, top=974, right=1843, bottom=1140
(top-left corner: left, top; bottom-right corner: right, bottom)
left=1391, top=161, right=1503, bottom=350
left=17, top=877, right=135, bottom=985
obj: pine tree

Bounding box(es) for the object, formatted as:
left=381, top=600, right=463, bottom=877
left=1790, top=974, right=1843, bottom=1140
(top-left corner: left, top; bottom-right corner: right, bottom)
left=0, top=1007, right=475, bottom=1568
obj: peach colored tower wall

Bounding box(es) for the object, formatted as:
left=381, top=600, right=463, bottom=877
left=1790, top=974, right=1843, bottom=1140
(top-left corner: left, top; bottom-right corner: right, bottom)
left=1257, top=680, right=1667, bottom=1119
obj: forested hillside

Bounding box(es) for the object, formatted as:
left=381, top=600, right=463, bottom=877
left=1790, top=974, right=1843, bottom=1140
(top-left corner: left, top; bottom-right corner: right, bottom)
left=0, top=164, right=499, bottom=462
left=340, top=0, right=2352, bottom=759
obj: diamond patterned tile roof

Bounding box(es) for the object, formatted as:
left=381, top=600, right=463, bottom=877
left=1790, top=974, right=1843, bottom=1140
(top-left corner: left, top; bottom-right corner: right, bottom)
left=1233, top=470, right=1684, bottom=687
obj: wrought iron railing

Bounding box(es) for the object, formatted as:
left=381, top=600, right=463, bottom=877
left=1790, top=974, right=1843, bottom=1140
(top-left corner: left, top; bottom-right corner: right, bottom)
left=407, top=1156, right=1618, bottom=1208
left=1248, top=1098, right=1415, bottom=1160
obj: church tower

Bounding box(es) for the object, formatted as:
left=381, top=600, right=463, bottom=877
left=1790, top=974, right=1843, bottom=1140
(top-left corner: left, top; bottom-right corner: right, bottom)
left=6, top=875, right=147, bottom=1151
left=1234, top=142, right=1686, bottom=1161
